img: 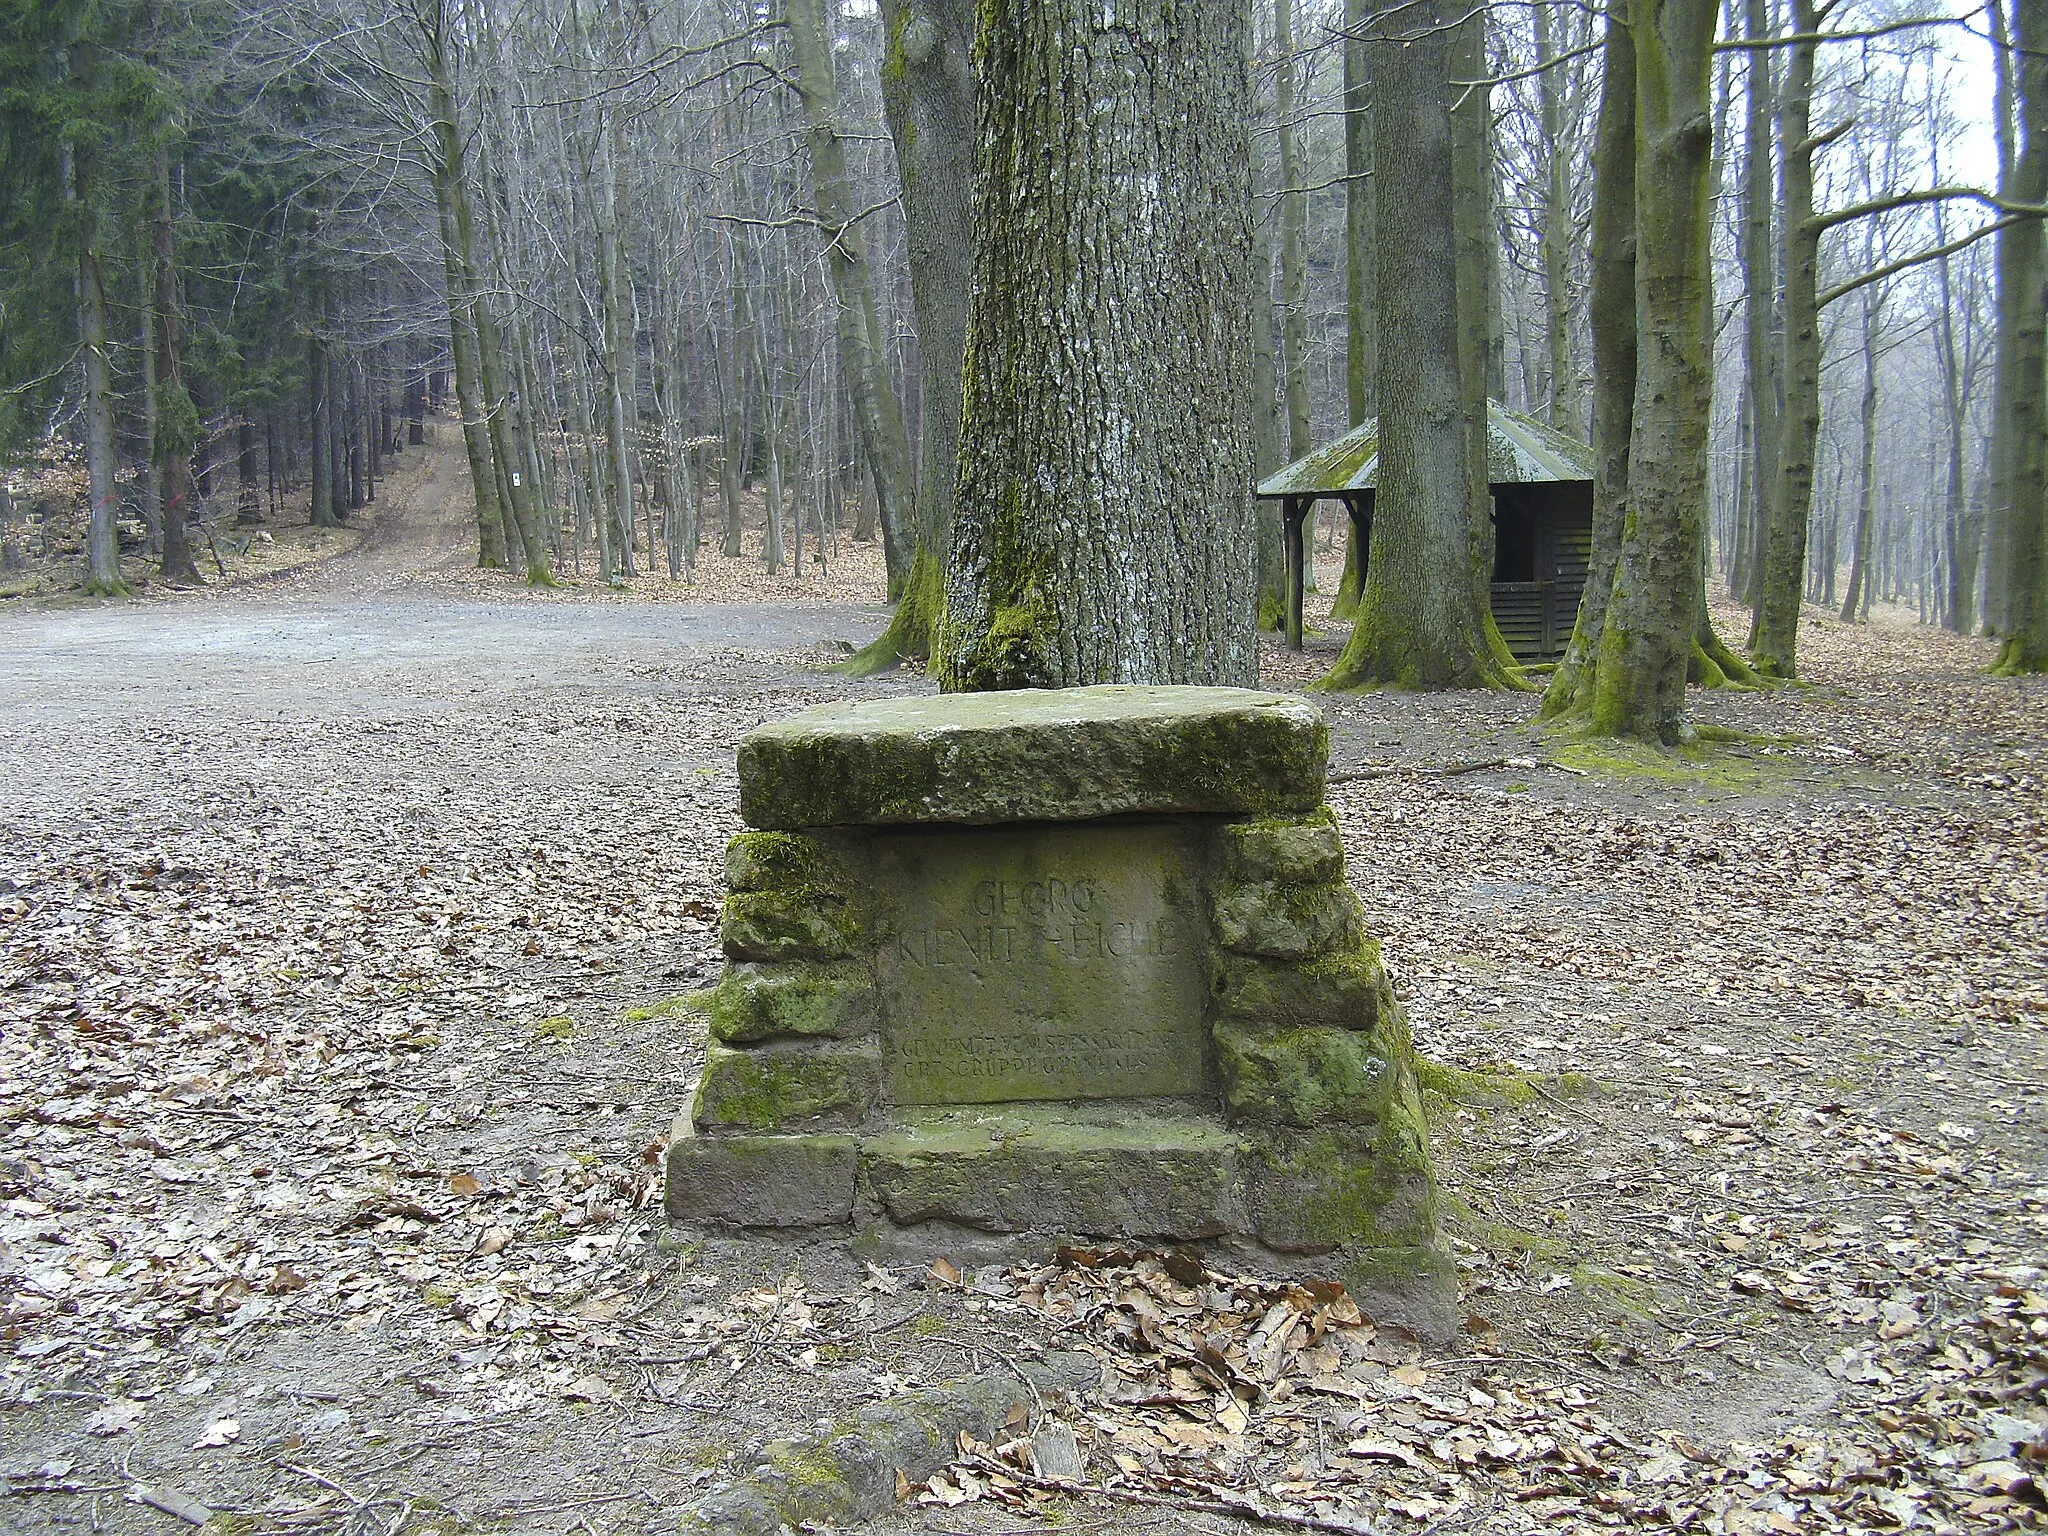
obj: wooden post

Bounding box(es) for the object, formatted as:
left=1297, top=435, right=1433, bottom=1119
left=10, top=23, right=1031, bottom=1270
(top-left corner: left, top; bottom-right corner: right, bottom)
left=1284, top=496, right=1307, bottom=650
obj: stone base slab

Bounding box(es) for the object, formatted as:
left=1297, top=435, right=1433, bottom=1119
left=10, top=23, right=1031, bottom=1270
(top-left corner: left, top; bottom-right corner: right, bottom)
left=667, top=1099, right=1431, bottom=1250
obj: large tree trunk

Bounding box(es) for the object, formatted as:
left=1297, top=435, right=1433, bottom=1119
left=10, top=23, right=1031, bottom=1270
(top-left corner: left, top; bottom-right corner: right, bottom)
left=1985, top=0, right=2020, bottom=633
left=788, top=0, right=916, bottom=597
left=846, top=0, right=976, bottom=671
left=936, top=0, right=1257, bottom=689
left=1993, top=0, right=2048, bottom=671
left=1541, top=0, right=1634, bottom=719
left=1323, top=0, right=1509, bottom=690
left=1587, top=0, right=1718, bottom=739
left=1749, top=0, right=1820, bottom=677
left=1449, top=9, right=1518, bottom=677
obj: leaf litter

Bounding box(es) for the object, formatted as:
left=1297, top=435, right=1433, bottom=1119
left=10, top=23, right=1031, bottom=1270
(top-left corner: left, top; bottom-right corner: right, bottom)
left=0, top=512, right=2043, bottom=1536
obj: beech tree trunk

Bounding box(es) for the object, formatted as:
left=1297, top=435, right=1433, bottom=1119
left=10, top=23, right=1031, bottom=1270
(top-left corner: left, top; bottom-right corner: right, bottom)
left=1534, top=0, right=1575, bottom=424
left=1275, top=0, right=1312, bottom=461
left=788, top=0, right=916, bottom=596
left=1587, top=0, right=1719, bottom=739
left=1330, top=0, right=1375, bottom=622
left=1542, top=0, right=1635, bottom=719
left=1734, top=0, right=1779, bottom=607
left=848, top=0, right=975, bottom=672
left=936, top=0, right=1257, bottom=690
left=1750, top=0, right=1820, bottom=677
left=67, top=83, right=122, bottom=594
left=1840, top=290, right=1881, bottom=622
left=1993, top=0, right=2048, bottom=671
left=1323, top=0, right=1508, bottom=690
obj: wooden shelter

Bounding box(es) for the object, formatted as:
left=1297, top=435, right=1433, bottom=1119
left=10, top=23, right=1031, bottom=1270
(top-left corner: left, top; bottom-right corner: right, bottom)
left=1255, top=401, right=1597, bottom=663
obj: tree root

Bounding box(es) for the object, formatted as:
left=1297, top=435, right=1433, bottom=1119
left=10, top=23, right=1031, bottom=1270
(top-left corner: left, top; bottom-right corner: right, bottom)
left=839, top=543, right=942, bottom=677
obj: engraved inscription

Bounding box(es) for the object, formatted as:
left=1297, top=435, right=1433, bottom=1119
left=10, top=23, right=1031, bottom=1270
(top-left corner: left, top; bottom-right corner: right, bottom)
left=874, top=825, right=1209, bottom=1104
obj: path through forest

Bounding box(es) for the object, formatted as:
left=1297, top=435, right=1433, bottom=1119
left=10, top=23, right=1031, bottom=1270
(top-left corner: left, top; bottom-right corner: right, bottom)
left=0, top=456, right=2043, bottom=1534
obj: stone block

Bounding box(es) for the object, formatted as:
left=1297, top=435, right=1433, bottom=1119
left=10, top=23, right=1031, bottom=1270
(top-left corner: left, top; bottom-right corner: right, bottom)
left=1219, top=809, right=1343, bottom=885
left=1209, top=944, right=1387, bottom=1031
left=1241, top=1093, right=1437, bottom=1253
left=860, top=1104, right=1248, bottom=1239
left=872, top=823, right=1208, bottom=1104
left=722, top=889, right=859, bottom=962
left=707, top=962, right=879, bottom=1044
left=692, top=1041, right=879, bottom=1132
left=725, top=831, right=855, bottom=896
left=664, top=1118, right=857, bottom=1227
left=1214, top=1019, right=1394, bottom=1127
left=737, top=686, right=1327, bottom=829
left=1210, top=879, right=1361, bottom=958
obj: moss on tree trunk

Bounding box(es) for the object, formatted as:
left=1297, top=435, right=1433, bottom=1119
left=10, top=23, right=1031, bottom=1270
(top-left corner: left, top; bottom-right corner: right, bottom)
left=936, top=0, right=1258, bottom=690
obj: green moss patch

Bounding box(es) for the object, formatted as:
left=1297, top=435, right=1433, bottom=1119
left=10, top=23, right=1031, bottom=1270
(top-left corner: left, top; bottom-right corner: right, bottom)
left=692, top=1042, right=879, bottom=1132
left=707, top=963, right=878, bottom=1044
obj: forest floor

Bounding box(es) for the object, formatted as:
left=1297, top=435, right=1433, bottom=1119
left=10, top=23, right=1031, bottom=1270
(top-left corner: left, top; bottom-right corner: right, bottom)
left=0, top=435, right=2042, bottom=1536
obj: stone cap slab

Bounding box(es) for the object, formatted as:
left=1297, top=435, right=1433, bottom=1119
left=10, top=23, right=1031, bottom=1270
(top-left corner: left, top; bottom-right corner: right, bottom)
left=737, top=685, right=1327, bottom=829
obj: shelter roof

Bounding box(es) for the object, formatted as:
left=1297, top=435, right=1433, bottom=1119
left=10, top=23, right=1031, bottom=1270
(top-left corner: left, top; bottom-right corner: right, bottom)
left=1254, top=400, right=1597, bottom=497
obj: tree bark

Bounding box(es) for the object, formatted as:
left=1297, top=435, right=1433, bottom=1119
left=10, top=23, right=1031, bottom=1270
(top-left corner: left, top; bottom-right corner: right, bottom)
left=67, top=61, right=123, bottom=595
left=1332, top=0, right=1374, bottom=621
left=845, top=0, right=975, bottom=672
left=1587, top=0, right=1719, bottom=739
left=1541, top=0, right=1634, bottom=719
left=1323, top=0, right=1510, bottom=690
left=787, top=0, right=916, bottom=596
left=1534, top=0, right=1575, bottom=425
left=1733, top=0, right=1779, bottom=607
left=936, top=0, right=1258, bottom=689
left=1993, top=0, right=2048, bottom=671
left=148, top=4, right=202, bottom=589
left=1275, top=0, right=1312, bottom=461
left=1840, top=288, right=1882, bottom=621
left=419, top=0, right=509, bottom=569
left=1749, top=0, right=1819, bottom=678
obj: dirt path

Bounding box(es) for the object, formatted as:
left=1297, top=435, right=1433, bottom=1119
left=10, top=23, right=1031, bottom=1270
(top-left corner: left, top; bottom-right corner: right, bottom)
left=260, top=432, right=482, bottom=597
left=0, top=486, right=2042, bottom=1534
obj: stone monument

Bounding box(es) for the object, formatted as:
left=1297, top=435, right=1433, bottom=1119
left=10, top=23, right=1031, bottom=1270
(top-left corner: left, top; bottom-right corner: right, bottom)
left=665, top=686, right=1450, bottom=1319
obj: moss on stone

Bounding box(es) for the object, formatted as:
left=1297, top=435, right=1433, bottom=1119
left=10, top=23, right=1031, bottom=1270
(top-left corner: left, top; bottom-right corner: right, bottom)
left=1210, top=941, right=1387, bottom=1030
left=726, top=831, right=855, bottom=896
left=1219, top=806, right=1342, bottom=884
left=692, top=1042, right=879, bottom=1132
left=1242, top=1082, right=1437, bottom=1252
left=530, top=1015, right=575, bottom=1042
left=736, top=688, right=1327, bottom=828
left=722, top=889, right=860, bottom=962
left=624, top=993, right=701, bottom=1023
left=1214, top=1019, right=1395, bottom=1127
left=1210, top=878, right=1361, bottom=959
left=1412, top=1056, right=1540, bottom=1109
left=707, top=962, right=878, bottom=1044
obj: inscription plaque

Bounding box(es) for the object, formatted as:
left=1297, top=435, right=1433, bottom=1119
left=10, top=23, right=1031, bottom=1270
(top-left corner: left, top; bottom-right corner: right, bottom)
left=874, top=823, right=1208, bottom=1104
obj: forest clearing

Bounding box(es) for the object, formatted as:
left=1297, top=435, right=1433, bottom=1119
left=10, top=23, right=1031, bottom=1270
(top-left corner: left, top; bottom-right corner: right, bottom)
left=0, top=450, right=2042, bottom=1534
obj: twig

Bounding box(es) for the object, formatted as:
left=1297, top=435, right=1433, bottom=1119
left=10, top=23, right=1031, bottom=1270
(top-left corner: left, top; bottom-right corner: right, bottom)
left=932, top=1332, right=1045, bottom=1420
